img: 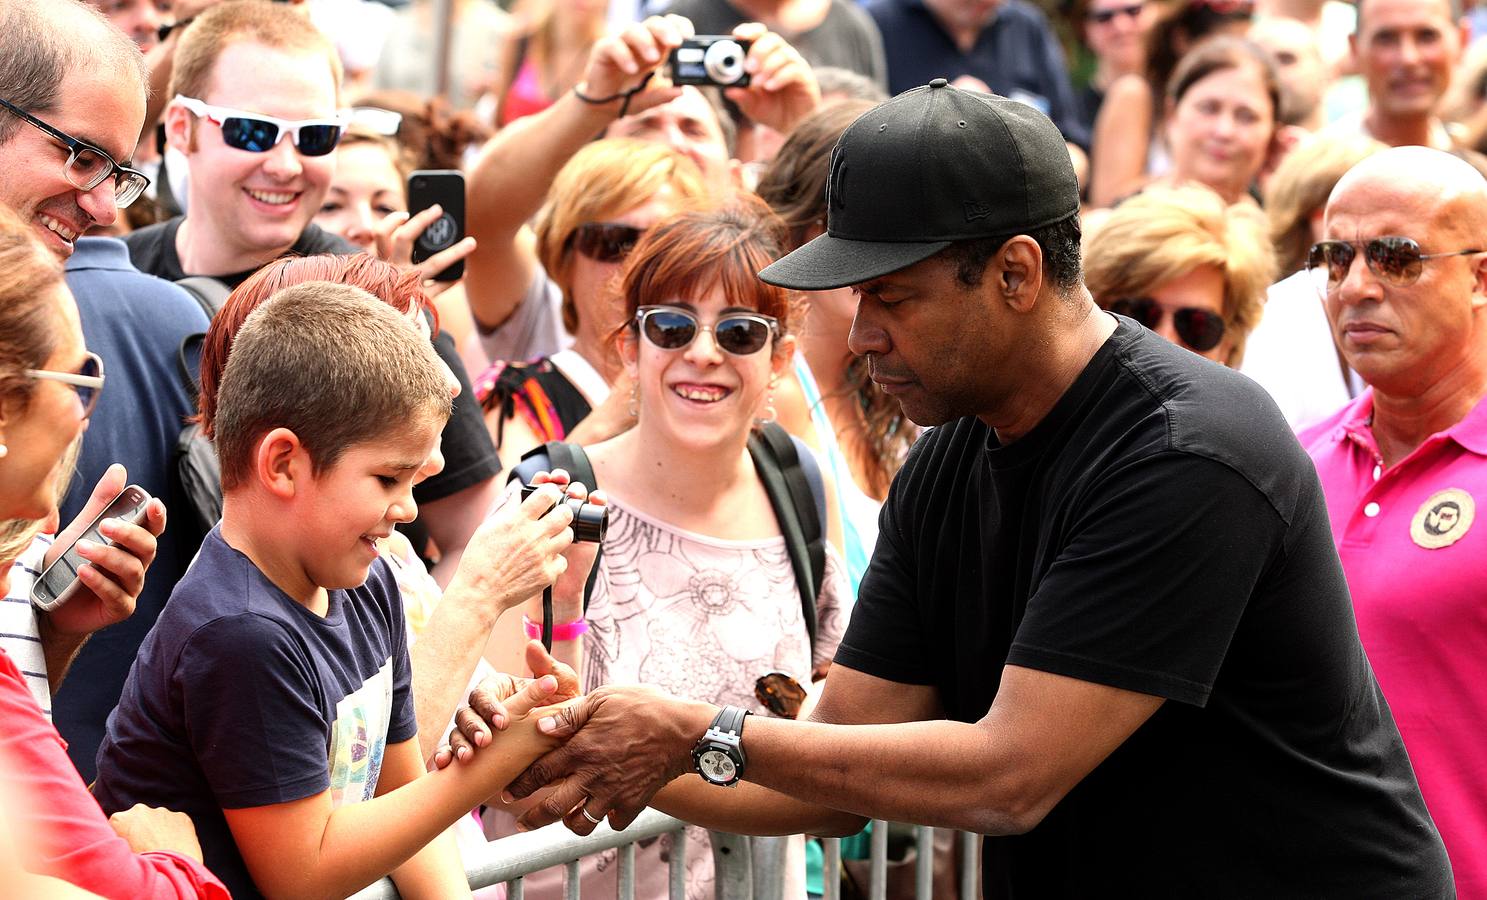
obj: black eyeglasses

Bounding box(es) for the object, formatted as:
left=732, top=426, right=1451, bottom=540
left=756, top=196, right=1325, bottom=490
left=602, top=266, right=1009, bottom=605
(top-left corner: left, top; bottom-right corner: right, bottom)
left=1111, top=297, right=1227, bottom=352
left=571, top=222, right=645, bottom=263
left=1087, top=2, right=1144, bottom=23
left=25, top=351, right=105, bottom=419
left=0, top=98, right=150, bottom=208
left=174, top=96, right=347, bottom=157
left=1306, top=237, right=1486, bottom=293
left=635, top=306, right=779, bottom=356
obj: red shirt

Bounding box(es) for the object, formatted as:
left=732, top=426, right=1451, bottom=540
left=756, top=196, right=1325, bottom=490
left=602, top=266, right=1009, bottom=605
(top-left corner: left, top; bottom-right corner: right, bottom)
left=0, top=650, right=228, bottom=899
left=1301, top=390, right=1487, bottom=898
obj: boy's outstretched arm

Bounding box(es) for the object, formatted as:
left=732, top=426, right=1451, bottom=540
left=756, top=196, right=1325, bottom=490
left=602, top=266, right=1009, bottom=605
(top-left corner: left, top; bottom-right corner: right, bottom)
left=221, top=678, right=560, bottom=900
left=378, top=738, right=469, bottom=900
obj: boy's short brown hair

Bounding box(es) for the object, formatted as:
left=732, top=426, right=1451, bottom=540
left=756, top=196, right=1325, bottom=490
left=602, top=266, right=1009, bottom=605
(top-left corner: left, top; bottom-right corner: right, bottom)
left=214, top=282, right=451, bottom=491
left=170, top=0, right=343, bottom=103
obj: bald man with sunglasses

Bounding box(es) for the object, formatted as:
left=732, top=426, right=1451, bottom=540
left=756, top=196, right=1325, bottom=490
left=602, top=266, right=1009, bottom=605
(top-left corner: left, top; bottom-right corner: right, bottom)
left=1299, top=146, right=1487, bottom=897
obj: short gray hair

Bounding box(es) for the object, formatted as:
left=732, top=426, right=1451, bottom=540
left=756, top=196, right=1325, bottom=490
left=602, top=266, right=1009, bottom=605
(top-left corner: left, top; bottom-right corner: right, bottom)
left=0, top=0, right=147, bottom=144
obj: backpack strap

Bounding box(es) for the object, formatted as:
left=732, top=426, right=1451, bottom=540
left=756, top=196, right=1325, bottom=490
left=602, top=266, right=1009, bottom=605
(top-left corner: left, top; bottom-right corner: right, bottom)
left=747, top=421, right=828, bottom=652
left=175, top=275, right=232, bottom=321
left=512, top=441, right=602, bottom=610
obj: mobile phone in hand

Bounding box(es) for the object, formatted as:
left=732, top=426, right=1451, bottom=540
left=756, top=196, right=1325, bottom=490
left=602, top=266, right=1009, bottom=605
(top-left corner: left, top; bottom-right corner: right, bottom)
left=407, top=170, right=465, bottom=282
left=29, top=484, right=151, bottom=612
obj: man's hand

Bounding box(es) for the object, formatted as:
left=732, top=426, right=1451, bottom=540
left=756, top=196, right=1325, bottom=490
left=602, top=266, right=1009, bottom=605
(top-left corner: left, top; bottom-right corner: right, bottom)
left=434, top=640, right=582, bottom=768
left=578, top=15, right=692, bottom=117
left=726, top=23, right=821, bottom=135
left=442, top=473, right=582, bottom=625
left=40, top=464, right=164, bottom=640
left=503, top=685, right=713, bottom=835
left=371, top=205, right=478, bottom=297
left=107, top=804, right=206, bottom=863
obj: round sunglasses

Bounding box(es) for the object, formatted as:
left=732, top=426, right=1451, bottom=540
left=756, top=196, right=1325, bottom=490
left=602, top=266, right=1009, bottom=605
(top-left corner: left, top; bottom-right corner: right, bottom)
left=635, top=306, right=779, bottom=356
left=174, top=96, right=347, bottom=157
left=1110, top=297, right=1227, bottom=352
left=1306, top=237, right=1486, bottom=293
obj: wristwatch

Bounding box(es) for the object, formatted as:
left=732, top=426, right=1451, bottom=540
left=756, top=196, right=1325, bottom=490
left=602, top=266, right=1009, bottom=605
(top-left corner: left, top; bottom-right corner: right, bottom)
left=692, top=705, right=750, bottom=786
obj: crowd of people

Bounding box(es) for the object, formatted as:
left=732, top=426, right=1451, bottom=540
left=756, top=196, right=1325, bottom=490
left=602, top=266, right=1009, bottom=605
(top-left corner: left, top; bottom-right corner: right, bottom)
left=0, top=0, right=1483, bottom=897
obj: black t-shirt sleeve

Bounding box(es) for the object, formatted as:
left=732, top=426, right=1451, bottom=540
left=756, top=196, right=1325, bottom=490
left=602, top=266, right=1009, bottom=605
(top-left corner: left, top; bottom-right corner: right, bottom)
left=1008, top=452, right=1283, bottom=706
left=414, top=328, right=501, bottom=503
left=175, top=615, right=332, bottom=808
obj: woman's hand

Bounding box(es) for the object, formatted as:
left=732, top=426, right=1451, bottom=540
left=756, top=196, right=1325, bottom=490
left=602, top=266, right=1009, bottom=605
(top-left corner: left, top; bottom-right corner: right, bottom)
left=577, top=15, right=692, bottom=116
left=41, top=464, right=165, bottom=640
left=107, top=804, right=206, bottom=863
left=371, top=205, right=478, bottom=298
left=725, top=23, right=821, bottom=136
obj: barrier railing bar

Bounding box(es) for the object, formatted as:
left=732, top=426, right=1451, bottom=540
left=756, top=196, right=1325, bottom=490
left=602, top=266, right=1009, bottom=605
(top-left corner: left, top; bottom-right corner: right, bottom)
left=822, top=836, right=841, bottom=900
left=618, top=841, right=635, bottom=900
left=668, top=826, right=686, bottom=900
left=914, top=826, right=933, bottom=899
left=959, top=830, right=980, bottom=900
left=869, top=820, right=888, bottom=900
left=710, top=831, right=751, bottom=900
left=509, top=876, right=524, bottom=900
left=564, top=859, right=580, bottom=900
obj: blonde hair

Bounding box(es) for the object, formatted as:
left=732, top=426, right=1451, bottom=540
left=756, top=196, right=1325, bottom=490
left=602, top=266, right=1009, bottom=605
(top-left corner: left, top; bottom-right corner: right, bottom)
left=533, top=139, right=709, bottom=334
left=1263, top=134, right=1386, bottom=276
left=1084, top=185, right=1274, bottom=367
left=170, top=0, right=343, bottom=103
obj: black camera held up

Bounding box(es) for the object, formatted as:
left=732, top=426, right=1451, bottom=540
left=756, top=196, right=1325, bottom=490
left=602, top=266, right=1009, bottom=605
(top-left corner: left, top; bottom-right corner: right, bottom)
left=522, top=483, right=608, bottom=651
left=669, top=36, right=752, bottom=87
left=522, top=483, right=608, bottom=544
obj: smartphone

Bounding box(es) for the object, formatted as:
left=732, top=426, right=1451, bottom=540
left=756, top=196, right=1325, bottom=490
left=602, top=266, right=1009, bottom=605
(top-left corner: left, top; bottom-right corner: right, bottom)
left=30, top=485, right=152, bottom=612
left=407, top=170, right=465, bottom=282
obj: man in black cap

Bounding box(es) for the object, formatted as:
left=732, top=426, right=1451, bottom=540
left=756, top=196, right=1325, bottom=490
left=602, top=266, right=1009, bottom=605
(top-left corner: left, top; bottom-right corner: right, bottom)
left=451, top=82, right=1454, bottom=896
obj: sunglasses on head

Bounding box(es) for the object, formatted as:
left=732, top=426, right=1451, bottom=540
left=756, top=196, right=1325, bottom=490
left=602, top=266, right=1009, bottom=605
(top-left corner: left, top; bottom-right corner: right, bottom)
left=1110, top=297, right=1227, bottom=352
left=1087, top=2, right=1144, bottom=23
left=635, top=305, right=779, bottom=356
left=174, top=96, right=347, bottom=157
left=1306, top=237, right=1486, bottom=292
left=571, top=222, right=645, bottom=263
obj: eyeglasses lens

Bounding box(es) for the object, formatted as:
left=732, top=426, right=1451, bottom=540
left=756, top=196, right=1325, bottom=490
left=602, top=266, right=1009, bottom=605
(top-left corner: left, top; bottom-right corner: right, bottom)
left=77, top=355, right=102, bottom=418
left=221, top=117, right=341, bottom=156
left=714, top=317, right=771, bottom=354
left=1309, top=238, right=1425, bottom=289
left=754, top=672, right=807, bottom=719
left=641, top=309, right=698, bottom=349
left=574, top=224, right=644, bottom=263
left=294, top=124, right=343, bottom=157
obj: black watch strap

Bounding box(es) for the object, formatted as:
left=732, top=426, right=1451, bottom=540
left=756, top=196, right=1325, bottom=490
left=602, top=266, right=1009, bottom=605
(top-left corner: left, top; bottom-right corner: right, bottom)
left=713, top=705, right=748, bottom=738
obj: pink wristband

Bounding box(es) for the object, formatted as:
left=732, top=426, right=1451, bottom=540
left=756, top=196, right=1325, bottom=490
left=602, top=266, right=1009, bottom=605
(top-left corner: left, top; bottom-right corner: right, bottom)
left=523, top=614, right=588, bottom=642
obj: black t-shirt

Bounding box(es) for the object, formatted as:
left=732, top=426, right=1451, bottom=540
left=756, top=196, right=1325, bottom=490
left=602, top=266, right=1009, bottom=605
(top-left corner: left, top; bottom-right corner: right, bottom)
left=122, top=217, right=500, bottom=512
left=837, top=318, right=1453, bottom=898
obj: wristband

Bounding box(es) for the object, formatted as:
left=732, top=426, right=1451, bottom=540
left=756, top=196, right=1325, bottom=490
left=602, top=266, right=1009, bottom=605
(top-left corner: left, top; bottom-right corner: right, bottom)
left=523, top=614, right=588, bottom=642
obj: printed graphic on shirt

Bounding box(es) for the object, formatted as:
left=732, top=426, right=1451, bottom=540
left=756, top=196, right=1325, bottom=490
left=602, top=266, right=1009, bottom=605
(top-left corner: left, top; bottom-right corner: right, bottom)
left=1410, top=488, right=1475, bottom=549
left=327, top=658, right=394, bottom=806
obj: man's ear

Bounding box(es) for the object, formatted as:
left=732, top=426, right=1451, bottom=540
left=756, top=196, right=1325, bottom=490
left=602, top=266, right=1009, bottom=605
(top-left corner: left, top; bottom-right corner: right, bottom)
left=163, top=103, right=194, bottom=155
left=252, top=427, right=309, bottom=500
left=1471, top=253, right=1487, bottom=310
left=998, top=236, right=1045, bottom=312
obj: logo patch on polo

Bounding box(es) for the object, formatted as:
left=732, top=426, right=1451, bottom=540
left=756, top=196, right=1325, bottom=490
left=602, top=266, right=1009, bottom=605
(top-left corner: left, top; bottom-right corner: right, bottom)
left=1410, top=488, right=1474, bottom=549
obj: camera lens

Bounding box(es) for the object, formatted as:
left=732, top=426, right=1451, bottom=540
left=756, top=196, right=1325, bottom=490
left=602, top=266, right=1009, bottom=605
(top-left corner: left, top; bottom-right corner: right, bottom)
left=568, top=498, right=608, bottom=544
left=703, top=39, right=747, bottom=86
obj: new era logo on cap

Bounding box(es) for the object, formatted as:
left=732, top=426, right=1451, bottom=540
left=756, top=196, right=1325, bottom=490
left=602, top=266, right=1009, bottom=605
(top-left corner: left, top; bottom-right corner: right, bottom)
left=760, top=79, right=1080, bottom=292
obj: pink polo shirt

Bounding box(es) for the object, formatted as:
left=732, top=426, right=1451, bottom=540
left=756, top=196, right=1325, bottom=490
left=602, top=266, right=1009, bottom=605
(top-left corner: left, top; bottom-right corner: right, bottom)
left=1301, top=390, right=1487, bottom=899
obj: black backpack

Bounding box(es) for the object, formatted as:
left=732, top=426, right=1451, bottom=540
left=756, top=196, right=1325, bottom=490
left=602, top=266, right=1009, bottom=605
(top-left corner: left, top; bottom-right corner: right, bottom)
left=511, top=421, right=829, bottom=650
left=172, top=276, right=233, bottom=546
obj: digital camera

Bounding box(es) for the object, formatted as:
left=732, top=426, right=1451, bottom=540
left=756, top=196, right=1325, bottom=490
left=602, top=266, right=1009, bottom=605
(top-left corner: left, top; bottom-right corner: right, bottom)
left=669, top=36, right=752, bottom=87
left=521, top=484, right=608, bottom=544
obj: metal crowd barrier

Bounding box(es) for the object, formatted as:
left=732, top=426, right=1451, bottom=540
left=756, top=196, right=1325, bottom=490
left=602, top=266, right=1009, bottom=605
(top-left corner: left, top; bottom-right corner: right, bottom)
left=350, top=813, right=981, bottom=900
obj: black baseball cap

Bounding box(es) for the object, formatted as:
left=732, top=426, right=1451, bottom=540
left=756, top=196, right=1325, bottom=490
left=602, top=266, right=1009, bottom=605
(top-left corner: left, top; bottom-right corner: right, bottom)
left=759, top=79, right=1080, bottom=291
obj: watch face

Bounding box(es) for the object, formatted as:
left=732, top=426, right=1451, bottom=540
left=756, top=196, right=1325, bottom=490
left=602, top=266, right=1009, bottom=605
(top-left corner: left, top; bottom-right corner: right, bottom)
left=699, top=749, right=738, bottom=783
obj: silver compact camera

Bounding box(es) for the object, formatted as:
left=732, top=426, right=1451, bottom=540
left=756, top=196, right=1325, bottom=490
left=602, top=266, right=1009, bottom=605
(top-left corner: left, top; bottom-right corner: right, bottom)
left=669, top=36, right=751, bottom=87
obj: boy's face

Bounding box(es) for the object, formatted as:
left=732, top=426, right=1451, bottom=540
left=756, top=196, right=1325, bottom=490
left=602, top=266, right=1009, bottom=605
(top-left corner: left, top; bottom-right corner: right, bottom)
left=295, top=414, right=442, bottom=590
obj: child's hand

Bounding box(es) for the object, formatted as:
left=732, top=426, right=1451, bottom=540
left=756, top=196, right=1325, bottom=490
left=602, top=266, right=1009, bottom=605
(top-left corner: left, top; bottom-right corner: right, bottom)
left=433, top=642, right=581, bottom=768
left=107, top=803, right=205, bottom=863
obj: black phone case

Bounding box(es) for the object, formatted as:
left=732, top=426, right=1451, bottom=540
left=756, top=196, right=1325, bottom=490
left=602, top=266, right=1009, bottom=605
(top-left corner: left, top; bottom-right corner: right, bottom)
left=408, top=170, right=466, bottom=282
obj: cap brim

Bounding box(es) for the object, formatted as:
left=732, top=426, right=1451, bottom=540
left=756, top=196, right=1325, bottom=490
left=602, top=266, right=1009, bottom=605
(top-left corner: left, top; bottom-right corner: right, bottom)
left=759, top=232, right=952, bottom=291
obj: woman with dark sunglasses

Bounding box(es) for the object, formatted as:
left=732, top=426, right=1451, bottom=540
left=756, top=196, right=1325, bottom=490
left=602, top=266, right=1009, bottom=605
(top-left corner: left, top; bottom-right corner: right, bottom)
left=487, top=197, right=849, bottom=900
left=470, top=138, right=709, bottom=482
left=1084, top=183, right=1274, bottom=366
left=0, top=207, right=227, bottom=897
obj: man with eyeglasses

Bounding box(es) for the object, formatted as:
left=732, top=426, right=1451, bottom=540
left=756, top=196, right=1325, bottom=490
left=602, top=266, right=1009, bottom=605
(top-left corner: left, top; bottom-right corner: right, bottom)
left=448, top=82, right=1454, bottom=898
left=1299, top=146, right=1487, bottom=897
left=0, top=0, right=220, bottom=784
